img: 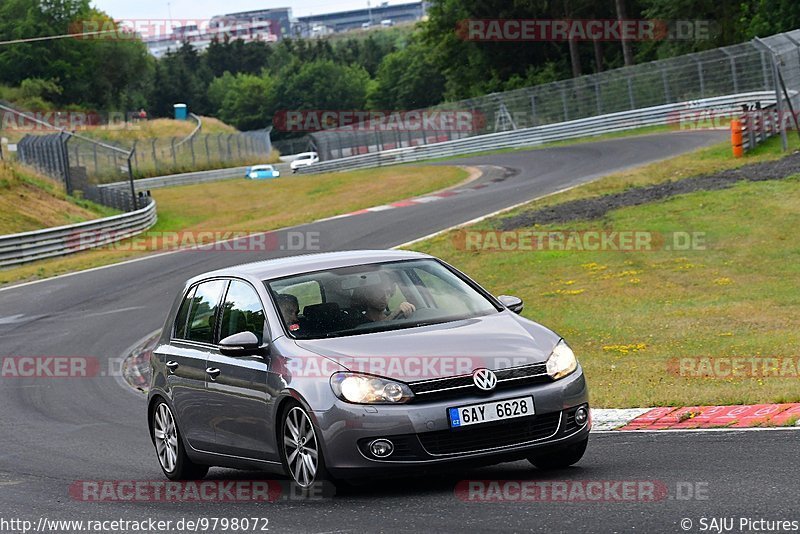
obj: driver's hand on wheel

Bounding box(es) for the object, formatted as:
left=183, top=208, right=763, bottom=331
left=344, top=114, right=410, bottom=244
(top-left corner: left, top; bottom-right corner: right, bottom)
left=389, top=302, right=416, bottom=319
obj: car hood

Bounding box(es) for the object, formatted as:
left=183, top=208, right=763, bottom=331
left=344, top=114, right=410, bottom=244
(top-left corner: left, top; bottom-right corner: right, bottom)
left=292, top=311, right=561, bottom=381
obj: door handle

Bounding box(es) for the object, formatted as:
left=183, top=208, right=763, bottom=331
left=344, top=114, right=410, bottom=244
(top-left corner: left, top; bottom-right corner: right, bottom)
left=166, top=361, right=179, bottom=373
left=206, top=367, right=221, bottom=381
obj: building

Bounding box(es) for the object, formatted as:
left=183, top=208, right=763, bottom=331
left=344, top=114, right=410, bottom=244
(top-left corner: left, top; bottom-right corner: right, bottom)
left=143, top=3, right=427, bottom=57
left=145, top=20, right=278, bottom=58
left=294, top=2, right=426, bottom=37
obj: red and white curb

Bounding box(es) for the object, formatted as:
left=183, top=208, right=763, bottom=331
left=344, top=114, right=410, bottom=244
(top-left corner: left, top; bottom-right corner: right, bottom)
left=592, top=403, right=800, bottom=431
left=317, top=185, right=490, bottom=222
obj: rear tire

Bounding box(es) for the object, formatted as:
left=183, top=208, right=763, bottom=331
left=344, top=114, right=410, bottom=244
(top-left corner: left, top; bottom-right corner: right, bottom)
left=527, top=437, right=588, bottom=470
left=151, top=400, right=209, bottom=481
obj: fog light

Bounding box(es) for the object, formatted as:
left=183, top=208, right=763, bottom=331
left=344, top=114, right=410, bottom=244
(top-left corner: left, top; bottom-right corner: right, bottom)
left=369, top=439, right=394, bottom=458
left=574, top=407, right=588, bottom=426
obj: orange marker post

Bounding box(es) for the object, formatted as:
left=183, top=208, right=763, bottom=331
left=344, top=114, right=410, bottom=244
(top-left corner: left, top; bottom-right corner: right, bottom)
left=731, top=119, right=744, bottom=158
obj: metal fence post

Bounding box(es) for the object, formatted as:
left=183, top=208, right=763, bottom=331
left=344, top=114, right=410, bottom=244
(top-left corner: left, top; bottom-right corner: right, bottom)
left=170, top=137, right=177, bottom=168
left=92, top=142, right=99, bottom=175
left=61, top=132, right=73, bottom=195
left=128, top=149, right=138, bottom=211
left=594, top=80, right=602, bottom=114
left=151, top=138, right=159, bottom=174
left=627, top=77, right=636, bottom=109
left=722, top=49, right=739, bottom=93
left=690, top=55, right=706, bottom=98
left=131, top=139, right=139, bottom=170
left=760, top=51, right=771, bottom=90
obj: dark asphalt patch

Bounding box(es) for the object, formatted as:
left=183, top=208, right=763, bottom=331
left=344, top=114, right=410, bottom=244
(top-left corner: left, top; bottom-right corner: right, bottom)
left=500, top=151, right=800, bottom=229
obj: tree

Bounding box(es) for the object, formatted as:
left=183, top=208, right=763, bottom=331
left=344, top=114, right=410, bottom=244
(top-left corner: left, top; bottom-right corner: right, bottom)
left=208, top=72, right=275, bottom=131
left=367, top=39, right=445, bottom=110
left=0, top=0, right=153, bottom=109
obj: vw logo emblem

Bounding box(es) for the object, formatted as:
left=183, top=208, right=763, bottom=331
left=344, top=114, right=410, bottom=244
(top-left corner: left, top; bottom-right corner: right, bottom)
left=472, top=368, right=497, bottom=391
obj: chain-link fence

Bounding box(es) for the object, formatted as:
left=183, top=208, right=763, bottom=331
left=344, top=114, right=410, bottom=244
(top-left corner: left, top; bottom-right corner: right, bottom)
left=311, top=29, right=800, bottom=161
left=753, top=30, right=800, bottom=149
left=272, top=136, right=313, bottom=156
left=16, top=131, right=140, bottom=211
left=127, top=129, right=272, bottom=178
left=4, top=100, right=274, bottom=211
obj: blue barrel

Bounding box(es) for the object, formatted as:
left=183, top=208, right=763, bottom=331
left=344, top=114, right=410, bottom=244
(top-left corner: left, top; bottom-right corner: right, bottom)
left=173, top=103, right=188, bottom=120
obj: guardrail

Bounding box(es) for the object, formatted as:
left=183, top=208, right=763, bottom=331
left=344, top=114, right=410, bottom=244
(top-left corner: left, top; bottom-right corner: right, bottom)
left=99, top=163, right=292, bottom=192
left=733, top=104, right=781, bottom=156
left=298, top=92, right=776, bottom=175
left=0, top=198, right=157, bottom=268
left=175, top=113, right=203, bottom=149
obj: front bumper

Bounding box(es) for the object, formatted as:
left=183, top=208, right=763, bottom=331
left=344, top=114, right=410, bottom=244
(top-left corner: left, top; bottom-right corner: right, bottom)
left=313, top=367, right=589, bottom=478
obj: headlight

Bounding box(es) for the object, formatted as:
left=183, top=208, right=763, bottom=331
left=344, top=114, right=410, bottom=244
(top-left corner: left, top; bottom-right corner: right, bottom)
left=546, top=339, right=578, bottom=380
left=330, top=372, right=414, bottom=404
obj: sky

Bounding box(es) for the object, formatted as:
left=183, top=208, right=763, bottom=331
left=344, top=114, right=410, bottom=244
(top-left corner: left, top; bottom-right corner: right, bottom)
left=91, top=0, right=403, bottom=21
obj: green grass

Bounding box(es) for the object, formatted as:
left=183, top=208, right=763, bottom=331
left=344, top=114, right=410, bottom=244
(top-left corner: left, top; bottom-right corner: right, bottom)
left=406, top=138, right=800, bottom=408
left=0, top=165, right=472, bottom=284
left=0, top=161, right=116, bottom=234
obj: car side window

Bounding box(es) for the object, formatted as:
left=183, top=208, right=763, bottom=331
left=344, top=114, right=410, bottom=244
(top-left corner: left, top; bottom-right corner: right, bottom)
left=220, top=281, right=266, bottom=344
left=280, top=280, right=323, bottom=315
left=173, top=286, right=196, bottom=339
left=185, top=280, right=227, bottom=344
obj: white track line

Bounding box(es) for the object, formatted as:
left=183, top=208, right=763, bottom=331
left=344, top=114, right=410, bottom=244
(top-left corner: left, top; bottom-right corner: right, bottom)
left=392, top=183, right=583, bottom=249
left=0, top=166, right=486, bottom=294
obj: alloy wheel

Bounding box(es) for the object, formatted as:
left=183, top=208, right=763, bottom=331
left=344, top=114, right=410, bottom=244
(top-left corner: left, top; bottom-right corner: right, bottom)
left=153, top=403, right=179, bottom=474
left=283, top=407, right=319, bottom=487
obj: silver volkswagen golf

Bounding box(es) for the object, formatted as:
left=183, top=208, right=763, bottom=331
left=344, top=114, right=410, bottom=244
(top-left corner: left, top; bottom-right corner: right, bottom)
left=148, top=250, right=590, bottom=486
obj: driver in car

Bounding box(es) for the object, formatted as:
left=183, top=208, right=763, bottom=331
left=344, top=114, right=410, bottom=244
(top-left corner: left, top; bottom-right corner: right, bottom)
left=351, top=282, right=415, bottom=322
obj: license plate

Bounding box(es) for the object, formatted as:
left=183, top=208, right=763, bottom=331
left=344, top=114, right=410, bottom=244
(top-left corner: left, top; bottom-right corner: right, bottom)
left=448, top=396, right=535, bottom=428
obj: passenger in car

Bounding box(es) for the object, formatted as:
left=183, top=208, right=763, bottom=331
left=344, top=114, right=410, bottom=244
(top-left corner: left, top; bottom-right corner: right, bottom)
left=276, top=293, right=300, bottom=326
left=350, top=283, right=415, bottom=322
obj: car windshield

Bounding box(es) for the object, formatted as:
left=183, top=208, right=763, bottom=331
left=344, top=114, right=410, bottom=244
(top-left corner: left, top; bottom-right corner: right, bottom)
left=266, top=259, right=499, bottom=339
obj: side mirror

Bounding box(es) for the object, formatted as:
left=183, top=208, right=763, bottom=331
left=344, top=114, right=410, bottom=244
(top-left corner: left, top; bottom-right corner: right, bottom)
left=219, top=331, right=266, bottom=357
left=498, top=295, right=524, bottom=314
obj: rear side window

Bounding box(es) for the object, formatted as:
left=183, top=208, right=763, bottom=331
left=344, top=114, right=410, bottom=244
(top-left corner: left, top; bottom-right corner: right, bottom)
left=173, top=286, right=196, bottom=339
left=185, top=280, right=227, bottom=344
left=276, top=280, right=322, bottom=315
left=219, top=281, right=266, bottom=344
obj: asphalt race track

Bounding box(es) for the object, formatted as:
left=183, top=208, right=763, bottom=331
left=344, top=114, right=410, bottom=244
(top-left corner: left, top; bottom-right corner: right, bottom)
left=5, top=131, right=797, bottom=534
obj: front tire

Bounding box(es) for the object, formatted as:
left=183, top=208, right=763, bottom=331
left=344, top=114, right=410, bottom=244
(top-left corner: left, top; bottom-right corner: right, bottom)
left=527, top=437, right=588, bottom=470
left=280, top=402, right=331, bottom=488
left=151, top=400, right=209, bottom=481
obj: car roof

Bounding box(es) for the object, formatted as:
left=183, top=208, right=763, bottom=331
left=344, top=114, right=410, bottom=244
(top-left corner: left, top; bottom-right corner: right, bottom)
left=187, top=249, right=433, bottom=285
left=251, top=164, right=274, bottom=169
